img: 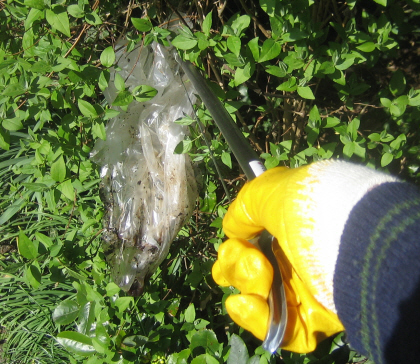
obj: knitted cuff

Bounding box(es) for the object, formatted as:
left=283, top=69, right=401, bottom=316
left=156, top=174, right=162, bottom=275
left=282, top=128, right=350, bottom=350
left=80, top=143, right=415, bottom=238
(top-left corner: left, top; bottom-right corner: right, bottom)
left=300, top=161, right=398, bottom=311
left=334, top=182, right=420, bottom=364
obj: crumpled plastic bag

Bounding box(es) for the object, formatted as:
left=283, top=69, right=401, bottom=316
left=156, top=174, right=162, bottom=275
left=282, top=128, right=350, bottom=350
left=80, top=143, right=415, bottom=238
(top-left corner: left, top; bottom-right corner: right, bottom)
left=91, top=41, right=199, bottom=295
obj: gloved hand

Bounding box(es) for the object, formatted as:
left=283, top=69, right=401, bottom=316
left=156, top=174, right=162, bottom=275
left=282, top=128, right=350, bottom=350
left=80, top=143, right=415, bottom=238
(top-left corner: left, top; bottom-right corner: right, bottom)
left=212, top=160, right=398, bottom=353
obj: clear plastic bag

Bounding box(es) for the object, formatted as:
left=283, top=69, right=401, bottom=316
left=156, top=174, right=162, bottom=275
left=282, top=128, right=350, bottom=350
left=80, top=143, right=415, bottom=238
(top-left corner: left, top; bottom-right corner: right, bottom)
left=91, top=42, right=199, bottom=295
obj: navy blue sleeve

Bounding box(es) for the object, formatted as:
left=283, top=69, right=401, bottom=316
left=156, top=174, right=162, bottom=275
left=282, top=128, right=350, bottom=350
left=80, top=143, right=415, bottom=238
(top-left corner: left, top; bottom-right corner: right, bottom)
left=333, top=182, right=420, bottom=364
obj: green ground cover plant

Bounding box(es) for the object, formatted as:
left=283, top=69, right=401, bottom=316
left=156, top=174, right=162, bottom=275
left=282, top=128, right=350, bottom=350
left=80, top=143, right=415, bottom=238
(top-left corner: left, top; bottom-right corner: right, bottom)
left=0, top=0, right=419, bottom=363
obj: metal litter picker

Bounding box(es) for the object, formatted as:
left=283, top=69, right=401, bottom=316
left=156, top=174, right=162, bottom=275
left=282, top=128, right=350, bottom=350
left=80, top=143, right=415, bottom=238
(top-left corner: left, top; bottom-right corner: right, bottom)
left=177, top=57, right=288, bottom=353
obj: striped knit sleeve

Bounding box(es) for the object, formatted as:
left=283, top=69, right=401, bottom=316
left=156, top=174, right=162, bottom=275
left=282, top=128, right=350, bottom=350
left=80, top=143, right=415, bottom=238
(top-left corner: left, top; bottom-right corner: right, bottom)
left=333, top=182, right=420, bottom=364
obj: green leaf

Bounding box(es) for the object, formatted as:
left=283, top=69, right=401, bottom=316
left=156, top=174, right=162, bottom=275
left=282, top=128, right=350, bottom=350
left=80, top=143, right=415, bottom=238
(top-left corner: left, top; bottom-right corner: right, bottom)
left=112, top=90, right=133, bottom=107
left=18, top=230, right=38, bottom=260
left=373, top=0, right=387, bottom=6
left=282, top=28, right=309, bottom=42
left=58, top=179, right=75, bottom=200
left=343, top=141, right=355, bottom=158
left=45, top=6, right=70, bottom=37
left=408, top=91, right=420, bottom=106
left=390, top=95, right=408, bottom=117
left=380, top=97, right=392, bottom=108
left=190, top=330, right=218, bottom=354
left=131, top=17, right=152, bottom=32
left=389, top=69, right=406, bottom=96
left=231, top=14, right=251, bottom=36
left=78, top=302, right=96, bottom=335
left=24, top=0, right=45, bottom=10
left=258, top=39, right=281, bottom=62
left=114, top=73, right=125, bottom=92
left=265, top=65, right=287, bottom=78
left=297, top=86, right=315, bottom=100
left=172, top=35, right=198, bottom=50
left=122, top=335, right=148, bottom=348
left=92, top=121, right=106, bottom=140
left=184, top=303, right=196, bottom=323
left=174, top=139, right=192, bottom=154
left=234, top=63, right=253, bottom=86
left=78, top=99, right=98, bottom=118
left=132, top=85, right=158, bottom=102
left=247, top=37, right=260, bottom=61
left=106, top=282, right=121, bottom=297
left=53, top=300, right=80, bottom=325
left=202, top=11, right=212, bottom=36
left=26, top=261, right=41, bottom=289
left=2, top=83, right=25, bottom=97
left=381, top=152, right=393, bottom=167
left=98, top=70, right=110, bottom=91
left=35, top=232, right=53, bottom=248
left=227, top=334, right=249, bottom=364
left=347, top=118, right=360, bottom=141
left=191, top=354, right=219, bottom=364
left=67, top=4, right=84, bottom=18
left=100, top=46, right=115, bottom=68
left=277, top=77, right=297, bottom=92
left=0, top=127, right=10, bottom=150
left=227, top=36, right=241, bottom=57
left=51, top=156, right=66, bottom=182
left=114, top=297, right=133, bottom=312
left=2, top=118, right=23, bottom=131
left=221, top=151, right=232, bottom=168
left=356, top=42, right=376, bottom=52
left=56, top=331, right=95, bottom=356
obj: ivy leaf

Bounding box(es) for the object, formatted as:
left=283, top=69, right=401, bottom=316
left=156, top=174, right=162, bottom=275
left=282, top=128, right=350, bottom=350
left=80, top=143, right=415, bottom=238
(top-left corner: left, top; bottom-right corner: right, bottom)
left=45, top=6, right=70, bottom=37
left=56, top=331, right=95, bottom=356
left=51, top=156, right=66, bottom=182
left=18, top=230, right=38, bottom=260
left=297, top=86, right=315, bottom=100
left=100, top=46, right=115, bottom=68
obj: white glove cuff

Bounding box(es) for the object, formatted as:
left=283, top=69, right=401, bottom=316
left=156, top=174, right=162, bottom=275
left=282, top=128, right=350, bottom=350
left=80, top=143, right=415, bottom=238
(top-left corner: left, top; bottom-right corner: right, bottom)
left=299, top=160, right=399, bottom=312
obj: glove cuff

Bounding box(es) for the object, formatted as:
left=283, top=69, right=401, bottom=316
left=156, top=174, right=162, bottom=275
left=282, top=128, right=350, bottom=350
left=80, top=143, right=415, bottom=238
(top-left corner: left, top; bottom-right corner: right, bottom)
left=301, top=160, right=399, bottom=311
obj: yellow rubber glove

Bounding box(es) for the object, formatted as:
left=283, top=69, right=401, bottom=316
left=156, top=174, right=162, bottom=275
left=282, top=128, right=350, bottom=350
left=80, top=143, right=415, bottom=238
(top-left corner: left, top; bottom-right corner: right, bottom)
left=212, top=160, right=398, bottom=353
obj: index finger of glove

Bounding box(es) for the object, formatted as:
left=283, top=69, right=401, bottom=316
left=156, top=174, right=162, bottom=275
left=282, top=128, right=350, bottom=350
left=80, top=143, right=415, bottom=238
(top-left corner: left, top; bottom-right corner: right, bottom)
left=223, top=166, right=303, bottom=240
